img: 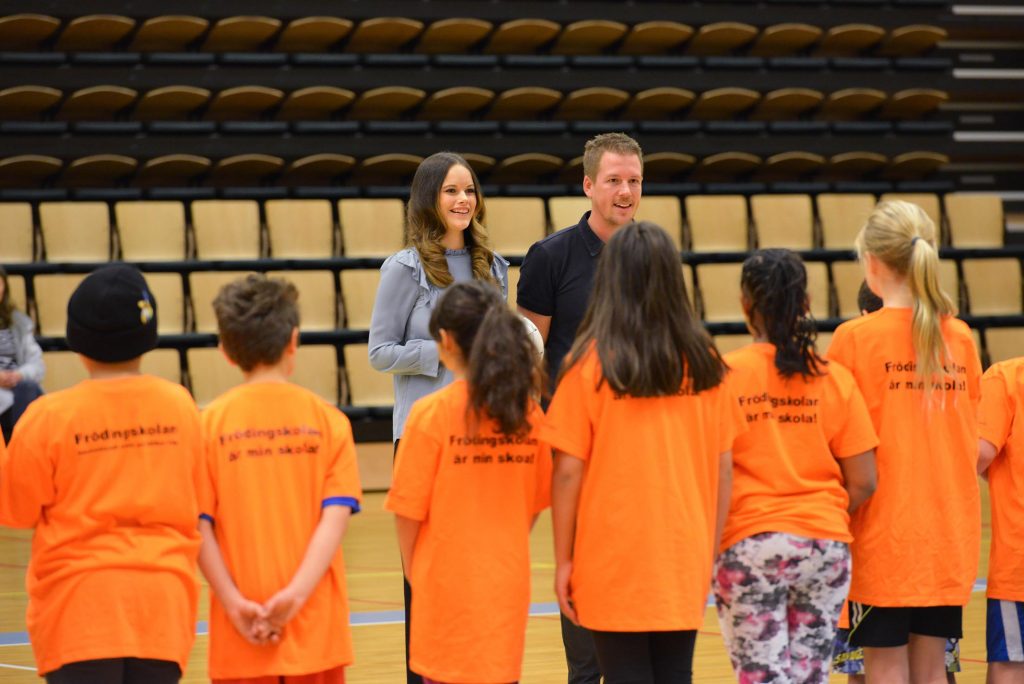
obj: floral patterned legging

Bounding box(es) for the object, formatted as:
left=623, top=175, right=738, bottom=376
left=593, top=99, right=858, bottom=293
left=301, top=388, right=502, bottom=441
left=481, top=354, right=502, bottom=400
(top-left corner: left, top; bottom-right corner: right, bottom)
left=713, top=532, right=851, bottom=684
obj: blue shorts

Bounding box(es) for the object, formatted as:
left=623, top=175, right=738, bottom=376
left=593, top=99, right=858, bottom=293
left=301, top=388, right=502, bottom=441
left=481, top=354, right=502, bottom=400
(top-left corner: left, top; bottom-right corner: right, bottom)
left=832, top=628, right=961, bottom=674
left=988, top=599, right=1024, bottom=663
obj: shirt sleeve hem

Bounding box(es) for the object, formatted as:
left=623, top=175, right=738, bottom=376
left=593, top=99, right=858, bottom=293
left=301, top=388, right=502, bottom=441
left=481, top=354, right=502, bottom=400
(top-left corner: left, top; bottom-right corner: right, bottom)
left=323, top=496, right=361, bottom=513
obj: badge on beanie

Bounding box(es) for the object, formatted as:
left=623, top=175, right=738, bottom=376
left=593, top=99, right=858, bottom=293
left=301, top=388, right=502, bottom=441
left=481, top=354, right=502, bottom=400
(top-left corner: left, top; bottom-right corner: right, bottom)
left=138, top=291, right=154, bottom=325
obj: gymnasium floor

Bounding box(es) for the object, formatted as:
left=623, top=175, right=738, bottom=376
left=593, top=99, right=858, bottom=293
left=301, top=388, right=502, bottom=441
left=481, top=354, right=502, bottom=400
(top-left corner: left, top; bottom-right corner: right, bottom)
left=0, top=487, right=994, bottom=683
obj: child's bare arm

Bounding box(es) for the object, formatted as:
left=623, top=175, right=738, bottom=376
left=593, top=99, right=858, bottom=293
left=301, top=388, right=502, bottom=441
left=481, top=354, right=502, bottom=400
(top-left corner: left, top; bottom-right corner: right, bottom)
left=551, top=451, right=585, bottom=625
left=714, top=450, right=733, bottom=562
left=394, top=514, right=421, bottom=578
left=197, top=519, right=272, bottom=645
left=978, top=438, right=999, bottom=477
left=264, top=505, right=352, bottom=628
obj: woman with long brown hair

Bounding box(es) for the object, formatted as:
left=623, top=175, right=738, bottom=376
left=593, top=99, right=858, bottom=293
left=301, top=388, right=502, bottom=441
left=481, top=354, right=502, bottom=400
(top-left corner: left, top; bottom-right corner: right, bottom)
left=0, top=266, right=44, bottom=442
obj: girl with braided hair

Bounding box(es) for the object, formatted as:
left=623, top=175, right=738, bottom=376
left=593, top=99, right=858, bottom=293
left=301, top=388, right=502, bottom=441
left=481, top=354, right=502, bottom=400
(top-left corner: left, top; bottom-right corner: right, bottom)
left=713, top=248, right=879, bottom=684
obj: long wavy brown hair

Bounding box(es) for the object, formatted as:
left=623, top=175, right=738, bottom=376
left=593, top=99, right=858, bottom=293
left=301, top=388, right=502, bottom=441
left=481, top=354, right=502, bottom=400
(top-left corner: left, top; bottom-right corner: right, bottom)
left=406, top=152, right=496, bottom=288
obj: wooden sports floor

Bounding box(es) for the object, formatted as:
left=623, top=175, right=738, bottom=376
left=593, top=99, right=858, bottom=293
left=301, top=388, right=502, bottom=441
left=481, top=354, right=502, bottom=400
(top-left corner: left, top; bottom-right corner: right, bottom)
left=0, top=486, right=994, bottom=683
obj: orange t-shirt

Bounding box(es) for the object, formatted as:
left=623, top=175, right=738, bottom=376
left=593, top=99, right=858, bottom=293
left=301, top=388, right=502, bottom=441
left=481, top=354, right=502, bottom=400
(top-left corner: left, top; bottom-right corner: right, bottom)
left=721, top=343, right=878, bottom=551
left=540, top=348, right=743, bottom=632
left=0, top=375, right=202, bottom=676
left=978, top=358, right=1024, bottom=602
left=385, top=380, right=551, bottom=684
left=198, top=382, right=362, bottom=679
left=828, top=308, right=981, bottom=607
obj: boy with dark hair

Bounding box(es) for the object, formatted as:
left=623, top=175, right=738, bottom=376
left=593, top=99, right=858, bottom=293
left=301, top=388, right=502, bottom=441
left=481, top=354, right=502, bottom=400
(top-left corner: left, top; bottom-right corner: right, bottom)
left=0, top=264, right=203, bottom=684
left=197, top=273, right=362, bottom=684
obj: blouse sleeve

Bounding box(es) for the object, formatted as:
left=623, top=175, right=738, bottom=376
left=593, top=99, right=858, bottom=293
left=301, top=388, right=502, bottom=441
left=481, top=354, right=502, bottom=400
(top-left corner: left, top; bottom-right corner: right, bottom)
left=368, top=251, right=441, bottom=378
left=14, top=312, right=44, bottom=384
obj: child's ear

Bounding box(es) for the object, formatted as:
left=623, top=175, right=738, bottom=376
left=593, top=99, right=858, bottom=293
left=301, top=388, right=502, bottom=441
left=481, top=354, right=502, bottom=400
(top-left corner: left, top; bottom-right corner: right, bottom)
left=286, top=327, right=299, bottom=354
left=217, top=342, right=238, bottom=368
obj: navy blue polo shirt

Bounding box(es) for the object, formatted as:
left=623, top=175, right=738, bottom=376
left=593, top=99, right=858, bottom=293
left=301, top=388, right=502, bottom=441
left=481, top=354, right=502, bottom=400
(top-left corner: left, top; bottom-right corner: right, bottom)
left=516, top=211, right=604, bottom=388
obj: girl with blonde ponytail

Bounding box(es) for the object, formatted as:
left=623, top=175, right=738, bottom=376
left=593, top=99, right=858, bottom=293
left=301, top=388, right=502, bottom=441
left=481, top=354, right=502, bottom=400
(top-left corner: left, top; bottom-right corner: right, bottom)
left=829, top=200, right=982, bottom=684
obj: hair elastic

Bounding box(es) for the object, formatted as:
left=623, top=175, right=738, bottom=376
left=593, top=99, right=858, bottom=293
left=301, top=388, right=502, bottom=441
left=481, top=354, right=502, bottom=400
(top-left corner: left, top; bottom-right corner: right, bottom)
left=911, top=236, right=921, bottom=247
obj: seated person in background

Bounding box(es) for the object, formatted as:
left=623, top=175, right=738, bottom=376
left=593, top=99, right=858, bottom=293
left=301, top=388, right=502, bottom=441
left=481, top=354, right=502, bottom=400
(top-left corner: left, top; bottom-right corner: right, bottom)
left=0, top=266, right=44, bottom=443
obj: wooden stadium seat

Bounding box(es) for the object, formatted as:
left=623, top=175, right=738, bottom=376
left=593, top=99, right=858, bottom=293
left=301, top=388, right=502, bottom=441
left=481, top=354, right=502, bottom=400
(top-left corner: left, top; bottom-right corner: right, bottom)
left=207, top=154, right=284, bottom=187
left=7, top=275, right=27, bottom=314
left=690, top=152, right=761, bottom=182
left=882, top=152, right=949, bottom=181
left=686, top=196, right=750, bottom=252
left=339, top=269, right=381, bottom=329
left=0, top=14, right=60, bottom=50
left=416, top=18, right=492, bottom=53
left=57, top=86, right=137, bottom=121
left=136, top=154, right=211, bottom=187
left=351, top=154, right=422, bottom=185
left=963, top=258, right=1021, bottom=315
left=275, top=17, right=353, bottom=52
left=347, top=86, right=426, bottom=121
left=140, top=349, right=182, bottom=384
left=553, top=87, right=629, bottom=121
left=293, top=345, right=340, bottom=404
left=749, top=23, right=822, bottom=57
left=805, top=262, right=831, bottom=320
left=417, top=87, right=494, bottom=121
left=345, top=17, right=423, bottom=53
left=879, top=193, right=942, bottom=232
left=635, top=196, right=684, bottom=251
left=483, top=19, right=560, bottom=54
left=266, top=199, right=335, bottom=257
left=484, top=87, right=561, bottom=121
left=814, top=24, right=886, bottom=57
left=276, top=86, right=355, bottom=121
left=751, top=194, right=815, bottom=249
left=191, top=200, right=261, bottom=259
left=939, top=259, right=960, bottom=309
left=880, top=89, right=949, bottom=120
left=506, top=266, right=521, bottom=307
left=39, top=202, right=110, bottom=262
left=344, top=343, right=394, bottom=406
left=42, top=351, right=89, bottom=393
left=714, top=334, right=755, bottom=355
left=486, top=197, right=547, bottom=256
left=189, top=271, right=252, bottom=333
left=642, top=152, right=697, bottom=182
left=34, top=273, right=87, bottom=336
left=685, top=22, right=758, bottom=55
left=687, top=88, right=760, bottom=120
left=0, top=203, right=35, bottom=263
left=129, top=15, right=208, bottom=51
left=877, top=25, right=947, bottom=57
left=551, top=20, right=628, bottom=55
left=461, top=153, right=496, bottom=177
left=205, top=86, right=283, bottom=121
left=0, top=86, right=62, bottom=120
left=145, top=272, right=186, bottom=334
left=115, top=201, right=187, bottom=261
left=186, top=347, right=243, bottom=407
left=682, top=264, right=696, bottom=310
left=817, top=194, right=876, bottom=249
left=0, top=155, right=61, bottom=188
left=281, top=154, right=355, bottom=187
left=619, top=21, right=693, bottom=55
left=55, top=14, right=135, bottom=51
left=622, top=87, right=695, bottom=120
left=275, top=270, right=338, bottom=331
left=832, top=260, right=866, bottom=319
left=755, top=152, right=826, bottom=181
left=60, top=155, right=137, bottom=188
left=823, top=152, right=888, bottom=179
left=817, top=88, right=886, bottom=121
left=697, top=264, right=745, bottom=322
left=558, top=156, right=584, bottom=184
left=549, top=197, right=592, bottom=232
left=986, top=328, right=1024, bottom=365
left=750, top=88, right=824, bottom=121
left=201, top=16, right=281, bottom=52
left=489, top=154, right=562, bottom=184
left=133, top=86, right=210, bottom=121
left=339, top=199, right=405, bottom=257
left=945, top=194, right=1004, bottom=248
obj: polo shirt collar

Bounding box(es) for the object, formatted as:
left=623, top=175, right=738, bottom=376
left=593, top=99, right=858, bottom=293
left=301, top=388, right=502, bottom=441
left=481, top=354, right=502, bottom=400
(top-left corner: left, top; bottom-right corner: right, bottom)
left=576, top=211, right=603, bottom=257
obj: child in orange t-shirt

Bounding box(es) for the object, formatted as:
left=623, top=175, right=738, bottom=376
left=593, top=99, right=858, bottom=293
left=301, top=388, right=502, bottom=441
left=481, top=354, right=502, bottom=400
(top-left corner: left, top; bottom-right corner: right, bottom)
left=978, top=357, right=1024, bottom=683
left=197, top=274, right=362, bottom=684
left=714, top=250, right=878, bottom=683
left=385, top=280, right=551, bottom=684
left=543, top=221, right=743, bottom=683
left=0, top=264, right=203, bottom=684
left=828, top=201, right=982, bottom=684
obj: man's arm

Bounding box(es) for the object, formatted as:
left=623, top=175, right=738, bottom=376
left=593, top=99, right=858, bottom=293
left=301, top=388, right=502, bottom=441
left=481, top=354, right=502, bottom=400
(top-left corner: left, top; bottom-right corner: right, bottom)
left=517, top=306, right=551, bottom=343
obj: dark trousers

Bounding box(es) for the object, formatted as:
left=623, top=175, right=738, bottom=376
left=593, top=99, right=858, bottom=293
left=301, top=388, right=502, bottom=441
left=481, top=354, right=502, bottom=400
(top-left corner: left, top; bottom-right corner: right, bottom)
left=394, top=439, right=424, bottom=684
left=562, top=613, right=602, bottom=684
left=590, top=629, right=697, bottom=684
left=0, top=379, right=43, bottom=443
left=46, top=658, right=180, bottom=684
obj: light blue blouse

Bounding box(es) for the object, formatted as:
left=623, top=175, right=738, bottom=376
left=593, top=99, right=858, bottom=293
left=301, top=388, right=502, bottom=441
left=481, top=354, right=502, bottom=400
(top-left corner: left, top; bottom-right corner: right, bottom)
left=367, top=247, right=509, bottom=441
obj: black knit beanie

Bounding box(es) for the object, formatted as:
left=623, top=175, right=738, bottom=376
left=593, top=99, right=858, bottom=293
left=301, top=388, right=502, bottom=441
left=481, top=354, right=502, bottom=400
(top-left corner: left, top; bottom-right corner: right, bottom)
left=66, top=264, right=158, bottom=362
